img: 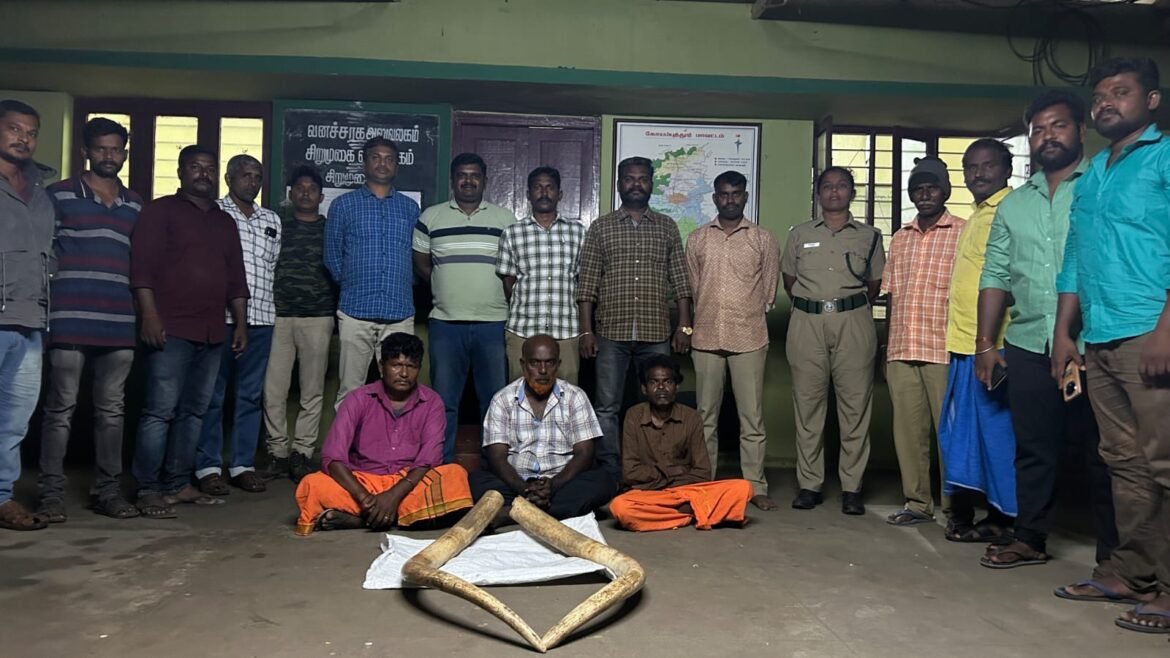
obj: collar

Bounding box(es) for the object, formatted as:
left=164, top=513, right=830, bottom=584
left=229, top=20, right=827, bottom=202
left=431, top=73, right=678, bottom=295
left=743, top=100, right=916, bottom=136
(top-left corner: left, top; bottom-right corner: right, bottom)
left=973, top=185, right=1013, bottom=212
left=908, top=209, right=960, bottom=233
left=1024, top=157, right=1089, bottom=195
left=219, top=195, right=261, bottom=217
left=371, top=382, right=427, bottom=415
left=814, top=212, right=862, bottom=230
left=522, top=214, right=564, bottom=227
left=618, top=207, right=663, bottom=223
left=74, top=175, right=130, bottom=205
left=175, top=189, right=220, bottom=212
left=705, top=217, right=752, bottom=234
left=514, top=378, right=564, bottom=405
left=1135, top=123, right=1164, bottom=146
left=637, top=402, right=685, bottom=426
left=358, top=185, right=397, bottom=199
left=449, top=198, right=489, bottom=214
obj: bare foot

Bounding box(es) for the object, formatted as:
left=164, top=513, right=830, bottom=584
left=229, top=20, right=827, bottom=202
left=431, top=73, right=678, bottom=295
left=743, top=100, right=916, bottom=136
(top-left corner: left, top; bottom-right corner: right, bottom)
left=750, top=495, right=778, bottom=511
left=318, top=509, right=364, bottom=531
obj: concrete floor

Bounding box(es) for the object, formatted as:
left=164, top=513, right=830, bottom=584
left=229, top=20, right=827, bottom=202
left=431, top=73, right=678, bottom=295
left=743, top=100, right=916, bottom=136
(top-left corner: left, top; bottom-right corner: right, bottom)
left=2, top=468, right=1167, bottom=658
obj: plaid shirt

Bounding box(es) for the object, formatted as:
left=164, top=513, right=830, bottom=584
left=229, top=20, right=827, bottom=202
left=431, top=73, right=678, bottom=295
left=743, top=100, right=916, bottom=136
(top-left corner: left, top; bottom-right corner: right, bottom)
left=218, top=196, right=281, bottom=326
left=882, top=210, right=966, bottom=364
left=483, top=378, right=601, bottom=479
left=576, top=208, right=692, bottom=343
left=496, top=215, right=585, bottom=340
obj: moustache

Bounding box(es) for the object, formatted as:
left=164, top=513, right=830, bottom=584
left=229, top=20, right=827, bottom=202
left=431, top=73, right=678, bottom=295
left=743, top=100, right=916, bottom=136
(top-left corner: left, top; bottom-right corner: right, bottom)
left=972, top=178, right=991, bottom=186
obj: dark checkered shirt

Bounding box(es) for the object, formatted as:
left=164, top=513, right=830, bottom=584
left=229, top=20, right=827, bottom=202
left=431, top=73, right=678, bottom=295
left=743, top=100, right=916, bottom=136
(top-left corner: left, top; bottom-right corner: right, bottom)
left=576, top=208, right=693, bottom=343
left=496, top=215, right=585, bottom=340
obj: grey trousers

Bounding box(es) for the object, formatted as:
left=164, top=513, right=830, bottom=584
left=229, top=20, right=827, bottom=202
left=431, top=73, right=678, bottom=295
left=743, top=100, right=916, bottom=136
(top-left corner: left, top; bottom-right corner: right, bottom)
left=38, top=346, right=135, bottom=501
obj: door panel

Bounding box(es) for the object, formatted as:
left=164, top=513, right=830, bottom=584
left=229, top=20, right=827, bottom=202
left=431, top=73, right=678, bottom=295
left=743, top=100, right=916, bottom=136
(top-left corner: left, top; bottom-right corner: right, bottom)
left=454, top=113, right=600, bottom=223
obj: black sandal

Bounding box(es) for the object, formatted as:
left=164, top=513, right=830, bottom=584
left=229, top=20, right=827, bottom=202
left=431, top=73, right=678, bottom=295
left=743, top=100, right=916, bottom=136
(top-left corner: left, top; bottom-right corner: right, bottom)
left=92, top=495, right=141, bottom=519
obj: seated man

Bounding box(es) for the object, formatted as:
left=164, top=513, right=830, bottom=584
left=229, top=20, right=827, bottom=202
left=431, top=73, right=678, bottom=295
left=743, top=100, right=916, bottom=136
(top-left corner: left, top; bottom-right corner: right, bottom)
left=295, top=333, right=472, bottom=535
left=470, top=334, right=617, bottom=527
left=610, top=355, right=753, bottom=531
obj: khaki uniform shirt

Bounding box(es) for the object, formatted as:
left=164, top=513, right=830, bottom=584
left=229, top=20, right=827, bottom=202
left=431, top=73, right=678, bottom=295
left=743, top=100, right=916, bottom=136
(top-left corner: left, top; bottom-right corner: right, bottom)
left=780, top=216, right=886, bottom=300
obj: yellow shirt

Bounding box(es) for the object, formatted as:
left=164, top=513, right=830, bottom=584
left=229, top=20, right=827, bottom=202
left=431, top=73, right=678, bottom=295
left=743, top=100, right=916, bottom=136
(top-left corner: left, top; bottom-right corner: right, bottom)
left=946, top=186, right=1012, bottom=354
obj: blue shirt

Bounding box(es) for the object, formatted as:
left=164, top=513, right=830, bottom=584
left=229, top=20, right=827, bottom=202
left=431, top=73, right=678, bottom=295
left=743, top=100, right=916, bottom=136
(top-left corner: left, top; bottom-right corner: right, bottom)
left=1057, top=124, right=1170, bottom=344
left=324, top=186, right=420, bottom=321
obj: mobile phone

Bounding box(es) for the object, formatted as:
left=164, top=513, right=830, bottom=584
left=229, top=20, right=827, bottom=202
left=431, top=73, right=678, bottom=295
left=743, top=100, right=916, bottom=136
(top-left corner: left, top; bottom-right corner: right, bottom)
left=1062, top=362, right=1083, bottom=401
left=989, top=363, right=1008, bottom=391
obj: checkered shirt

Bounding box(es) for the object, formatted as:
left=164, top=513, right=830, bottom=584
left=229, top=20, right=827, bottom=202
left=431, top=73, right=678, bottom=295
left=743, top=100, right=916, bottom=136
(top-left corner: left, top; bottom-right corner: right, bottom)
left=881, top=210, right=967, bottom=364
left=576, top=208, right=693, bottom=343
left=218, top=196, right=281, bottom=326
left=483, top=378, right=601, bottom=479
left=496, top=215, right=586, bottom=340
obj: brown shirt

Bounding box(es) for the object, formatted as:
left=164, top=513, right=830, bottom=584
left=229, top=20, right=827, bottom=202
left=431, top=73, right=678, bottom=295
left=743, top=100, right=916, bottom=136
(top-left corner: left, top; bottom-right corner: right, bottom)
left=686, top=218, right=780, bottom=353
left=621, top=401, right=711, bottom=490
left=780, top=215, right=886, bottom=301
left=576, top=208, right=692, bottom=343
left=130, top=192, right=249, bottom=343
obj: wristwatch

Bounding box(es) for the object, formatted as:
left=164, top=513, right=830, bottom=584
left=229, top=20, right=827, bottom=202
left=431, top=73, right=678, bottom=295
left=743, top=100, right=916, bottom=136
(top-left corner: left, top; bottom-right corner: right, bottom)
left=678, top=326, right=694, bottom=336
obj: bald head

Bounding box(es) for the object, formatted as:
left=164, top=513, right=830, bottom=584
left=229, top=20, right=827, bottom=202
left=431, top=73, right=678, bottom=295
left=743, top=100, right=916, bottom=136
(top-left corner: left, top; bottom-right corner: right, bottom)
left=520, top=334, right=560, bottom=397
left=521, top=334, right=559, bottom=360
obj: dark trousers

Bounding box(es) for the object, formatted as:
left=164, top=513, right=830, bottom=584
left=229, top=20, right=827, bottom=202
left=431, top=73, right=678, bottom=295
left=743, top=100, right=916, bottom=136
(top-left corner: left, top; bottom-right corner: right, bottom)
left=38, top=346, right=135, bottom=501
left=594, top=335, right=670, bottom=477
left=429, top=319, right=508, bottom=464
left=1085, top=333, right=1170, bottom=594
left=1006, top=343, right=1118, bottom=564
left=469, top=468, right=617, bottom=520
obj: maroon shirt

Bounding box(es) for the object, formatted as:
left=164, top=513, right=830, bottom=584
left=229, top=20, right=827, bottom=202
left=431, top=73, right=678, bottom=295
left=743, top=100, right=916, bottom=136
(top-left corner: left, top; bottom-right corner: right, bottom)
left=321, top=382, right=445, bottom=475
left=129, top=192, right=249, bottom=343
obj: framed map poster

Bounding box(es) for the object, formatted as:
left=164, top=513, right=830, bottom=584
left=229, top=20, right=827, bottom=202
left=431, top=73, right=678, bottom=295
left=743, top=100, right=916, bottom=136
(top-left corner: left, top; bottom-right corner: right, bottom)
left=613, top=119, right=761, bottom=241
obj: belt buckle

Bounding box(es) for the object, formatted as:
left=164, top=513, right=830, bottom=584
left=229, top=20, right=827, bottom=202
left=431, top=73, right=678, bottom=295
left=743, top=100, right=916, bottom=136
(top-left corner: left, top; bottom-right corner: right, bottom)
left=822, top=300, right=837, bottom=313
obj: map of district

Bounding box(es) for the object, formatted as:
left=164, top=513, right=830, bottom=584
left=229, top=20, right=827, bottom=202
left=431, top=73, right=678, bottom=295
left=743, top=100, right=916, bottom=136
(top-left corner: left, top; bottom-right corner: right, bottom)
left=615, top=122, right=760, bottom=243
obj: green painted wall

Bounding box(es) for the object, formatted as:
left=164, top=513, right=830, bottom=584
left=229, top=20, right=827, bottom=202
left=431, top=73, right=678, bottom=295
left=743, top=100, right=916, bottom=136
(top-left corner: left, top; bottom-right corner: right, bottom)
left=0, top=89, right=72, bottom=179
left=6, top=0, right=1168, bottom=90
left=600, top=116, right=895, bottom=469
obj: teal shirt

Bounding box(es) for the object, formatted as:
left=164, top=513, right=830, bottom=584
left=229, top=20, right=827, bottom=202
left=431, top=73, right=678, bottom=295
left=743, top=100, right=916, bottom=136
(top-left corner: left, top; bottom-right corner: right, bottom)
left=1056, top=124, right=1170, bottom=344
left=980, top=159, right=1087, bottom=355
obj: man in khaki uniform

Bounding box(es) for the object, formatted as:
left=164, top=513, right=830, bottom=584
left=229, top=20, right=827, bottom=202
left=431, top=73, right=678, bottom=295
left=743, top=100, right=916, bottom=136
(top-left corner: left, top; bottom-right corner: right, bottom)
left=780, top=167, right=884, bottom=516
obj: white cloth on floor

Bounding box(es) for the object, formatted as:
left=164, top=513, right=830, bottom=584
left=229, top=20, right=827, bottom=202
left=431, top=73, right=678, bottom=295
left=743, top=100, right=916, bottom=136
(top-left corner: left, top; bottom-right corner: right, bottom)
left=362, top=512, right=611, bottom=590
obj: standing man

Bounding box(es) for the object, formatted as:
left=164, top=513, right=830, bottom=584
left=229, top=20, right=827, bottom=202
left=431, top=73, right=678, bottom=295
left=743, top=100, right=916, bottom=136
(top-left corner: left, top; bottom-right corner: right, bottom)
left=413, top=153, right=516, bottom=463
left=883, top=157, right=967, bottom=527
left=37, top=117, right=142, bottom=522
left=687, top=171, right=780, bottom=511
left=261, top=165, right=337, bottom=483
left=497, top=166, right=586, bottom=384
left=130, top=145, right=249, bottom=519
left=325, top=137, right=419, bottom=407
left=195, top=155, right=281, bottom=496
left=577, top=157, right=694, bottom=477
left=1052, top=57, right=1170, bottom=633
left=937, top=139, right=1016, bottom=542
left=0, top=100, right=54, bottom=532
left=977, top=90, right=1118, bottom=571
left=781, top=166, right=884, bottom=516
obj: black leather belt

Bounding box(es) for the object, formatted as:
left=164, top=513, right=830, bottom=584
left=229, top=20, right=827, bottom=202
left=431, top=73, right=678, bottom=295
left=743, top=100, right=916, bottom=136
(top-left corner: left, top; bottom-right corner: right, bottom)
left=793, top=292, right=869, bottom=314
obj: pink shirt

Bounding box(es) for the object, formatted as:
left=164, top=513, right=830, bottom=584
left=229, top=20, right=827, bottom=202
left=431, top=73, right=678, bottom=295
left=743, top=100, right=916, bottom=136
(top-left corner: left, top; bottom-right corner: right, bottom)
left=320, top=382, right=446, bottom=475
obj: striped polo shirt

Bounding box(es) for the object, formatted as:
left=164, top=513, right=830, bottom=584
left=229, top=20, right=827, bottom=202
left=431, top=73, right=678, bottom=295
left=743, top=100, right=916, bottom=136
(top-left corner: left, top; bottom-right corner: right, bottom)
left=47, top=176, right=142, bottom=347
left=413, top=200, right=517, bottom=322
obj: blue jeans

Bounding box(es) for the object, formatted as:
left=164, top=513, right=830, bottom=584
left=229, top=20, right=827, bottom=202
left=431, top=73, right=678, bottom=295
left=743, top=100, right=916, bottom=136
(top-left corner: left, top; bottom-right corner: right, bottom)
left=0, top=330, right=42, bottom=504
left=594, top=335, right=670, bottom=476
left=131, top=337, right=222, bottom=496
left=196, top=325, right=273, bottom=478
left=428, top=319, right=507, bottom=463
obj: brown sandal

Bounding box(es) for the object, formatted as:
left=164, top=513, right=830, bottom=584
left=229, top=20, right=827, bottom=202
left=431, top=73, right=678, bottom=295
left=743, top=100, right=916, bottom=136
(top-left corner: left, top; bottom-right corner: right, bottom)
left=0, top=500, right=48, bottom=531
left=230, top=471, right=267, bottom=493
left=980, top=539, right=1049, bottom=569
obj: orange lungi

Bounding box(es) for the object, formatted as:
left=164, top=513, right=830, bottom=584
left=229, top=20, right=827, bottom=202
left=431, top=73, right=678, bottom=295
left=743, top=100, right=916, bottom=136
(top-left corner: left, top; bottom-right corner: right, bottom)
left=295, top=463, right=473, bottom=536
left=609, top=479, right=753, bottom=532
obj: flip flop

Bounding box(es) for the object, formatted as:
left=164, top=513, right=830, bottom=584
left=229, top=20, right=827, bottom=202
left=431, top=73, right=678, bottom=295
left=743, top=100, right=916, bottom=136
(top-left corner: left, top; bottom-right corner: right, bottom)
left=1054, top=579, right=1150, bottom=605
left=886, top=508, right=933, bottom=526
left=1115, top=603, right=1170, bottom=634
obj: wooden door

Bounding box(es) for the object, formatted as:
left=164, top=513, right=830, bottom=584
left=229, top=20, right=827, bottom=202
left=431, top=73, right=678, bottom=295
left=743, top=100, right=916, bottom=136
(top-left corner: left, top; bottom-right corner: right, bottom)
left=453, top=113, right=601, bottom=223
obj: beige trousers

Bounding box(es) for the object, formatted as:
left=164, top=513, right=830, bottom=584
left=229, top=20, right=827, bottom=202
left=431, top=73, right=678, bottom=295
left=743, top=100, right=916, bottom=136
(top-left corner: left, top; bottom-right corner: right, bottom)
left=786, top=308, right=876, bottom=494
left=692, top=347, right=769, bottom=496
left=886, top=360, right=950, bottom=516
left=263, top=316, right=334, bottom=458
left=335, top=310, right=414, bottom=408
left=505, top=331, right=580, bottom=385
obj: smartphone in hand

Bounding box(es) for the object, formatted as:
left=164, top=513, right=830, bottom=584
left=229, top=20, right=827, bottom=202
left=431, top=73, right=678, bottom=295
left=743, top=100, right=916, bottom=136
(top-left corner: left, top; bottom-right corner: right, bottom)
left=989, top=362, right=1008, bottom=391
left=1062, top=362, right=1083, bottom=401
